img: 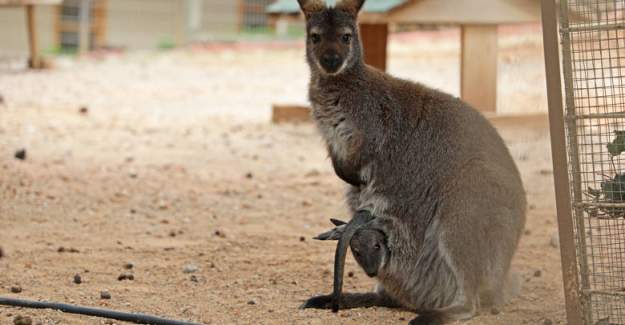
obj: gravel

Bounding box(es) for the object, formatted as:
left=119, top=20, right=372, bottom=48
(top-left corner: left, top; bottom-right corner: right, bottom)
left=13, top=315, right=32, bottom=325
left=100, top=291, right=112, bottom=299
left=14, top=149, right=26, bottom=160
left=183, top=264, right=199, bottom=274
left=550, top=232, right=560, bottom=248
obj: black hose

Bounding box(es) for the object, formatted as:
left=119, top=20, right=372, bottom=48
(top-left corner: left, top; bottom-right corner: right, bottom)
left=0, top=296, right=204, bottom=325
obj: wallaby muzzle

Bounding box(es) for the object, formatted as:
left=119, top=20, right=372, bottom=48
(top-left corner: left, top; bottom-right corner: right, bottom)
left=320, top=51, right=344, bottom=74
left=332, top=210, right=375, bottom=312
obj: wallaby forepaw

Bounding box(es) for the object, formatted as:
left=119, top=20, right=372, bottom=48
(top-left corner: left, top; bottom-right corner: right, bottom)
left=314, top=225, right=345, bottom=241
left=409, top=314, right=444, bottom=325
left=300, top=294, right=333, bottom=310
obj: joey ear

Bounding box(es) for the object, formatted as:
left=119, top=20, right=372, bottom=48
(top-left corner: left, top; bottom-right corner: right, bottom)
left=297, top=0, right=326, bottom=15
left=337, top=0, right=366, bottom=16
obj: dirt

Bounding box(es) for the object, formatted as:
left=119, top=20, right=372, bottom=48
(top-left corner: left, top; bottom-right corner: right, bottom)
left=0, top=25, right=567, bottom=324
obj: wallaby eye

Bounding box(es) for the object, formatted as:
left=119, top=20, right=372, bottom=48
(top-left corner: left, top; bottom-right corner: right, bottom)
left=374, top=244, right=381, bottom=250
left=342, top=34, right=352, bottom=44
left=311, top=33, right=321, bottom=44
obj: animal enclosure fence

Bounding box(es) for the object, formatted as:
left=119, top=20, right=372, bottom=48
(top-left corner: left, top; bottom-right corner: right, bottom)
left=544, top=0, right=625, bottom=324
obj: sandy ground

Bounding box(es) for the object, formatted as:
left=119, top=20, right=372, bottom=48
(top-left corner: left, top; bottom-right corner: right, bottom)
left=0, top=26, right=567, bottom=324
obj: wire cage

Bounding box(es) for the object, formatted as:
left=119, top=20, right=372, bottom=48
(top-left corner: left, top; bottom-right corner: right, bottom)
left=554, top=0, right=625, bottom=323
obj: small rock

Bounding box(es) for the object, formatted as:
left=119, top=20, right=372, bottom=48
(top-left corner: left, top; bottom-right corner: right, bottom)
left=124, top=263, right=134, bottom=270
left=169, top=230, right=177, bottom=237
left=301, top=200, right=312, bottom=207
left=0, top=95, right=5, bottom=105
left=100, top=291, right=111, bottom=299
left=299, top=236, right=306, bottom=242
left=0, top=246, right=4, bottom=259
left=524, top=229, right=532, bottom=235
left=529, top=204, right=536, bottom=210
left=347, top=271, right=354, bottom=278
left=183, top=264, right=199, bottom=274
left=543, top=319, right=553, bottom=325
left=399, top=317, right=406, bottom=321
left=247, top=300, right=256, bottom=305
left=10, top=286, right=22, bottom=293
left=73, top=274, right=82, bottom=284
left=190, top=275, right=199, bottom=282
left=534, top=270, right=542, bottom=277
left=214, top=230, right=226, bottom=238
left=490, top=307, right=501, bottom=315
left=118, top=274, right=134, bottom=281
left=57, top=247, right=79, bottom=253
left=245, top=172, right=253, bottom=179
left=13, top=315, right=32, bottom=325
left=539, top=169, right=553, bottom=176
left=79, top=106, right=89, bottom=115
left=14, top=149, right=26, bottom=161
left=550, top=232, right=560, bottom=248
left=158, top=202, right=169, bottom=210
left=305, top=170, right=320, bottom=178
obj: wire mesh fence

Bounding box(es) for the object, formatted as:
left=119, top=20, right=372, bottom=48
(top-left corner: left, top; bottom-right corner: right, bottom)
left=559, top=0, right=625, bottom=323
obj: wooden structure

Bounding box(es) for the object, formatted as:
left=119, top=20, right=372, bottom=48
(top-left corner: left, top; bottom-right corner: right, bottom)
left=267, top=0, right=541, bottom=116
left=0, top=0, right=61, bottom=68
left=54, top=0, right=107, bottom=53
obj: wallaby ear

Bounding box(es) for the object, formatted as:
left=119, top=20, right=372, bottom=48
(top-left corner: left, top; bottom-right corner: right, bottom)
left=297, top=0, right=326, bottom=15
left=337, top=0, right=366, bottom=16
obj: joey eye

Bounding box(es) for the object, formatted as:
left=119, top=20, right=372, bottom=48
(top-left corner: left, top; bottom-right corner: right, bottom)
left=342, top=34, right=352, bottom=44
left=311, top=33, right=321, bottom=44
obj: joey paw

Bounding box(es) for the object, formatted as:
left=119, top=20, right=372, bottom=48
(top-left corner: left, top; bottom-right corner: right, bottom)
left=314, top=225, right=345, bottom=241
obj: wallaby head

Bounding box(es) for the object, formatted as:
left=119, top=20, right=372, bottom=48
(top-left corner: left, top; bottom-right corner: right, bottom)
left=297, top=0, right=365, bottom=75
left=350, top=228, right=388, bottom=277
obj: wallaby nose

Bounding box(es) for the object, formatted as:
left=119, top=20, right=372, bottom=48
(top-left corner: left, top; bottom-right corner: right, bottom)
left=320, top=53, right=343, bottom=73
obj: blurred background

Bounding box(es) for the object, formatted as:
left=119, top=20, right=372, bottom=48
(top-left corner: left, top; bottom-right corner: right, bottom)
left=0, top=0, right=550, bottom=120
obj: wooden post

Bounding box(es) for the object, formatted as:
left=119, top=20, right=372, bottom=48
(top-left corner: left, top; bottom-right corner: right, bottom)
left=460, top=24, right=498, bottom=113
left=78, top=0, right=91, bottom=55
left=359, top=23, right=388, bottom=71
left=25, top=4, right=39, bottom=68
left=541, top=0, right=584, bottom=324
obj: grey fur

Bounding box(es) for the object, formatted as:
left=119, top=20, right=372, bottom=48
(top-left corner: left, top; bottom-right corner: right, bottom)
left=298, top=0, right=526, bottom=324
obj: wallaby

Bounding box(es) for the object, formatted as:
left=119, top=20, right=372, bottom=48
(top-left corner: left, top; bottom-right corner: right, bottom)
left=296, top=0, right=527, bottom=324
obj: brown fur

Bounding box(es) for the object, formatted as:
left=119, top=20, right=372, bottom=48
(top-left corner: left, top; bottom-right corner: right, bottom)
left=298, top=1, right=526, bottom=324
